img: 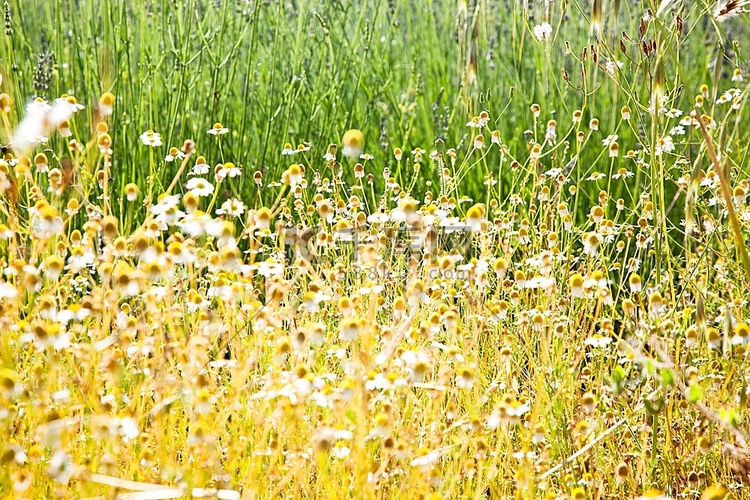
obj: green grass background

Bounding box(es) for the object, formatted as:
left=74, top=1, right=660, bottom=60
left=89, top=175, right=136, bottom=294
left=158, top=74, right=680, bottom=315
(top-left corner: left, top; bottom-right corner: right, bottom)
left=0, top=0, right=747, bottom=218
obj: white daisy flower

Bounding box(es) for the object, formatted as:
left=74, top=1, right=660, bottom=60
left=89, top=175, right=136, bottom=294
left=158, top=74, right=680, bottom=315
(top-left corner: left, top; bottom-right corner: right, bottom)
left=186, top=177, right=215, bottom=197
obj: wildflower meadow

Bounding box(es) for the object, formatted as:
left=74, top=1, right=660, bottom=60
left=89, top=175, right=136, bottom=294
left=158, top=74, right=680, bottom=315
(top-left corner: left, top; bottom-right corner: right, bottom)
left=1, top=0, right=750, bottom=498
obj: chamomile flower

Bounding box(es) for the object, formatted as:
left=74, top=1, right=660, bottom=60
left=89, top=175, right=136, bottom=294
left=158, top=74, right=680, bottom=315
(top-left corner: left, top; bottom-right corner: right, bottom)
left=192, top=156, right=210, bottom=175
left=207, top=122, right=229, bottom=135
left=655, top=136, right=674, bottom=155
left=612, top=167, right=633, bottom=179
left=124, top=183, right=139, bottom=201
left=99, top=92, right=115, bottom=115
left=342, top=129, right=365, bottom=158
left=582, top=232, right=600, bottom=256
left=32, top=203, right=64, bottom=239
left=339, top=317, right=362, bottom=341
left=533, top=22, right=553, bottom=41
left=490, top=129, right=501, bottom=145
left=164, top=146, right=185, bottom=162
left=411, top=147, right=425, bottom=162
left=186, top=177, right=215, bottom=197
left=455, top=365, right=475, bottom=388
left=216, top=162, right=241, bottom=182
left=139, top=129, right=162, bottom=147
left=331, top=442, right=351, bottom=459
left=585, top=335, right=612, bottom=348
left=546, top=120, right=557, bottom=142
left=216, top=198, right=246, bottom=217
left=465, top=203, right=485, bottom=231
left=478, top=111, right=490, bottom=127
left=669, top=125, right=685, bottom=136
